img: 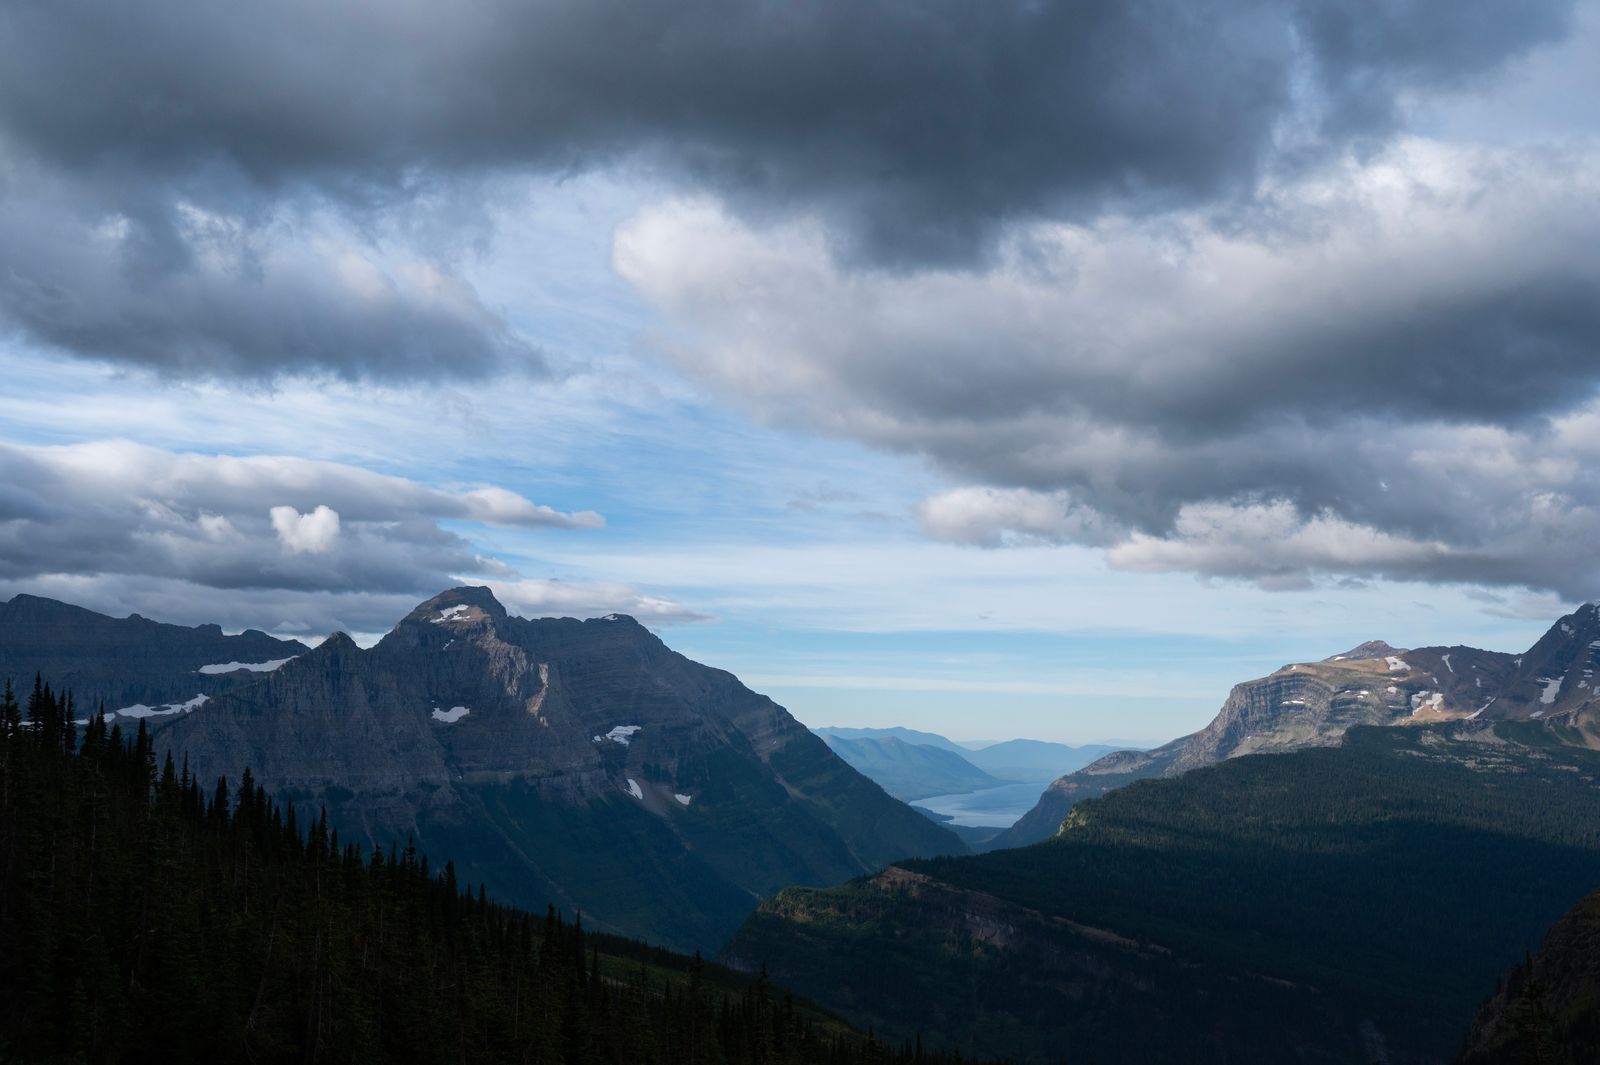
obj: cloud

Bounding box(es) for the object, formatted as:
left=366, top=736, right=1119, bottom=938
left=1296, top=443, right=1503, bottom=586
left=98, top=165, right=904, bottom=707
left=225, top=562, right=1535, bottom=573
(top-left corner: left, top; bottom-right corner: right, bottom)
left=615, top=140, right=1600, bottom=598
left=917, top=487, right=1120, bottom=548
left=458, top=487, right=604, bottom=529
left=1103, top=501, right=1453, bottom=587
left=0, top=439, right=712, bottom=635
left=0, top=179, right=543, bottom=381
left=0, top=0, right=1574, bottom=376
left=479, top=578, right=711, bottom=625
left=270, top=505, right=341, bottom=554
left=0, top=439, right=601, bottom=603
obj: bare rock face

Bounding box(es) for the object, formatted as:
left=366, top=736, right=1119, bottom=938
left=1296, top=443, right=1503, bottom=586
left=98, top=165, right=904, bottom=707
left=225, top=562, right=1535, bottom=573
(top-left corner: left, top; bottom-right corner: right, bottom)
left=995, top=607, right=1600, bottom=849
left=156, top=586, right=962, bottom=951
left=0, top=593, right=307, bottom=714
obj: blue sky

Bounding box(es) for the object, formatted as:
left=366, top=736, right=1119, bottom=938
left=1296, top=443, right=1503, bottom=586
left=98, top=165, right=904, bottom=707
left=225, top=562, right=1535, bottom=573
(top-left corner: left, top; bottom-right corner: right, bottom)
left=1, top=2, right=1596, bottom=745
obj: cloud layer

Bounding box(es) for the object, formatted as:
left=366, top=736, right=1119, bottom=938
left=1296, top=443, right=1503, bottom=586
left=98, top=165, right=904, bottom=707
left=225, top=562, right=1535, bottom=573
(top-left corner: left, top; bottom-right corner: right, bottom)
left=616, top=139, right=1600, bottom=598
left=0, top=0, right=1572, bottom=376
left=1, top=1, right=1594, bottom=612
left=0, top=440, right=675, bottom=633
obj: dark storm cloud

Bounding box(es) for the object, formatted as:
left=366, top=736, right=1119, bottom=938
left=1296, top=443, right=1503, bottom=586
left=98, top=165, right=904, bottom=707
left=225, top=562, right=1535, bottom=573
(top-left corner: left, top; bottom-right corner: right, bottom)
left=2, top=0, right=1567, bottom=243
left=0, top=173, right=543, bottom=382
left=0, top=0, right=1574, bottom=379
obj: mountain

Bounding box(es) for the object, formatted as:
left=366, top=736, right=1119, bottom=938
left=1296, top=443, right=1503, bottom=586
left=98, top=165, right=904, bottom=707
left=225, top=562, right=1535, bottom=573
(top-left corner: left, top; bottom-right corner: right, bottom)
left=152, top=587, right=962, bottom=951
left=722, top=725, right=1600, bottom=1064
left=0, top=593, right=308, bottom=715
left=819, top=733, right=1003, bottom=801
left=1459, top=888, right=1600, bottom=1064
left=959, top=738, right=1124, bottom=784
left=995, top=605, right=1600, bottom=848
left=812, top=725, right=969, bottom=753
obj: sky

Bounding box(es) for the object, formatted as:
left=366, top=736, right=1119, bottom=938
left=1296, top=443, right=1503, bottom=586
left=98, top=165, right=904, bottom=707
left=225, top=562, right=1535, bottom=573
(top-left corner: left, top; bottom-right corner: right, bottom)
left=2, top=1, right=1598, bottom=745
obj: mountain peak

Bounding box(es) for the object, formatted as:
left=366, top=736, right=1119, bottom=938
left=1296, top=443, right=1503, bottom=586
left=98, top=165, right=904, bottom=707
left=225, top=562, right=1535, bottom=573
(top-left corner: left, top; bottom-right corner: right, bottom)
left=406, top=586, right=507, bottom=626
left=1325, top=639, right=1407, bottom=662
left=320, top=630, right=359, bottom=651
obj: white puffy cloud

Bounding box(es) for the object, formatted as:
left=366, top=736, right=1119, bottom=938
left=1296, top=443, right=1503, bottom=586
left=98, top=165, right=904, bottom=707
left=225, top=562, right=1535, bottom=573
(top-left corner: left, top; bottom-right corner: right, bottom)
left=270, top=505, right=342, bottom=554
left=1104, top=502, right=1455, bottom=591
left=458, top=487, right=604, bottom=529
left=917, top=487, right=1120, bottom=548
left=479, top=578, right=710, bottom=625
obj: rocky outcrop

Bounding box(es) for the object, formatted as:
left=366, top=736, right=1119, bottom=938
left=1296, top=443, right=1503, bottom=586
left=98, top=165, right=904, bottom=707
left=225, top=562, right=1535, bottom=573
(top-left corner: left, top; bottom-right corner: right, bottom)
left=156, top=586, right=962, bottom=951
left=0, top=593, right=306, bottom=713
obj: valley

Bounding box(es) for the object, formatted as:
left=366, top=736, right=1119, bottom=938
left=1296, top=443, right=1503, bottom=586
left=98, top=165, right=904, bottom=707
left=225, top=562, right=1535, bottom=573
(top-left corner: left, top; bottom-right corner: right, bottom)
left=6, top=589, right=1600, bottom=1063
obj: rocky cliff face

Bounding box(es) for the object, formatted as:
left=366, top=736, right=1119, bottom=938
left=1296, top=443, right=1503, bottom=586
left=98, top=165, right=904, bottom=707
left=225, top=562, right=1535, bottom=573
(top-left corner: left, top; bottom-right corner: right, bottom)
left=995, top=606, right=1600, bottom=849
left=0, top=593, right=307, bottom=714
left=156, top=586, right=962, bottom=950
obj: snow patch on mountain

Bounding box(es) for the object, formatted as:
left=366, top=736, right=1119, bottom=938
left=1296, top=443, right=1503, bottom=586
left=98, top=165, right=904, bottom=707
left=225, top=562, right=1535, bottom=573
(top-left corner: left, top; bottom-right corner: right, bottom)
left=115, top=693, right=210, bottom=718
left=431, top=705, right=470, bottom=724
left=198, top=658, right=293, bottom=674
left=1410, top=691, right=1443, bottom=715
left=595, top=725, right=642, bottom=745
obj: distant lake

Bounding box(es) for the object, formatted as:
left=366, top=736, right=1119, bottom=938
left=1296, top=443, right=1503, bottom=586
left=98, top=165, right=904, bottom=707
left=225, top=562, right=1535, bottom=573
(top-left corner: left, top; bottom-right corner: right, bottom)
left=911, top=782, right=1045, bottom=828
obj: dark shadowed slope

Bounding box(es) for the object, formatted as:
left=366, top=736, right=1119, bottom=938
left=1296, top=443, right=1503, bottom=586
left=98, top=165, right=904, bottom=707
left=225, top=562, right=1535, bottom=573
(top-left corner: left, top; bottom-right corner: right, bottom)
left=724, top=726, right=1600, bottom=1064
left=1459, top=888, right=1600, bottom=1064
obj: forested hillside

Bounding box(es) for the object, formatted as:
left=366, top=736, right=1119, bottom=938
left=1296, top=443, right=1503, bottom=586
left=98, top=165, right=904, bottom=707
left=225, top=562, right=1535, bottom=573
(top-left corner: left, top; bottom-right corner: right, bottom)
left=1459, top=887, right=1600, bottom=1063
left=0, top=678, right=987, bottom=1065
left=724, top=726, right=1600, bottom=1063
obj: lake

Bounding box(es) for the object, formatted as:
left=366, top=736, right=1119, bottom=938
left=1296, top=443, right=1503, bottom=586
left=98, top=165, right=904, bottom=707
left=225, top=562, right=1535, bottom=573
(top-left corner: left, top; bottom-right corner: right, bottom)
left=911, top=782, right=1047, bottom=828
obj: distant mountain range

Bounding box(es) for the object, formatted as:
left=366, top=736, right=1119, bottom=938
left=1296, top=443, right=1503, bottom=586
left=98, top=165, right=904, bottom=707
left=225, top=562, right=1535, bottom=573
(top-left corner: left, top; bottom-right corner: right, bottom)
left=816, top=733, right=1003, bottom=801
left=0, top=588, right=961, bottom=952
left=995, top=608, right=1600, bottom=848
left=813, top=726, right=1126, bottom=793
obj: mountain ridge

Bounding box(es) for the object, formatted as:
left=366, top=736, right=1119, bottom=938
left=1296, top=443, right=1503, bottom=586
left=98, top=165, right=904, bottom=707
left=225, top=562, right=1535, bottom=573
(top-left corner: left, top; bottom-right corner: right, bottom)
left=0, top=593, right=308, bottom=714
left=995, top=606, right=1600, bottom=848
